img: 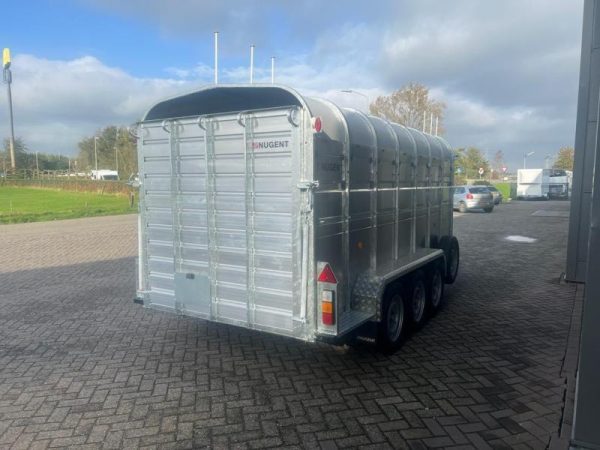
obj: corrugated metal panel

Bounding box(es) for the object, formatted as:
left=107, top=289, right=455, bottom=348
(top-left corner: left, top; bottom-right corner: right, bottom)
left=138, top=108, right=305, bottom=338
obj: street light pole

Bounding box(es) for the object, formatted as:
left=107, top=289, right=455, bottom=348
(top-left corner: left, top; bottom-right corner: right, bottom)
left=340, top=89, right=370, bottom=112
left=94, top=136, right=99, bottom=172
left=115, top=128, right=119, bottom=173
left=3, top=48, right=15, bottom=171
left=523, top=151, right=535, bottom=169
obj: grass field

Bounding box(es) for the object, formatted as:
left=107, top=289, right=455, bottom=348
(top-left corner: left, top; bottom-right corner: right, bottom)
left=0, top=186, right=137, bottom=224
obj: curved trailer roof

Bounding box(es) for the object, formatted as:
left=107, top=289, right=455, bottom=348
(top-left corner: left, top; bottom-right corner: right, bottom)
left=142, top=84, right=453, bottom=164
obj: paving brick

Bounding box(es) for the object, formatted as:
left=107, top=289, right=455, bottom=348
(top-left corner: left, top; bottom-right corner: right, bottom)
left=0, top=203, right=581, bottom=449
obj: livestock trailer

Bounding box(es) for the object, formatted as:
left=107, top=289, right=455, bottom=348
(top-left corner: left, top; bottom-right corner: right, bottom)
left=133, top=85, right=459, bottom=348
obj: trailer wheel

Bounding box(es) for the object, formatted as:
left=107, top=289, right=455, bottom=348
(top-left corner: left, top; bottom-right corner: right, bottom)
left=484, top=206, right=494, bottom=213
left=445, top=237, right=460, bottom=284
left=377, top=285, right=406, bottom=350
left=458, top=202, right=467, bottom=213
left=408, top=271, right=427, bottom=327
left=427, top=261, right=445, bottom=313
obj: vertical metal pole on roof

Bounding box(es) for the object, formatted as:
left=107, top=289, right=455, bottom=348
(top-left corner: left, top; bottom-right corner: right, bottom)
left=214, top=31, right=219, bottom=84
left=430, top=113, right=434, bottom=135
left=422, top=111, right=426, bottom=132
left=271, top=56, right=275, bottom=84
left=250, top=45, right=255, bottom=84
left=94, top=136, right=99, bottom=172
left=435, top=116, right=439, bottom=136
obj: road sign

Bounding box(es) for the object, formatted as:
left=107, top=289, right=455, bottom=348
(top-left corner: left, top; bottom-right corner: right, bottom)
left=478, top=167, right=484, bottom=176
left=502, top=166, right=507, bottom=173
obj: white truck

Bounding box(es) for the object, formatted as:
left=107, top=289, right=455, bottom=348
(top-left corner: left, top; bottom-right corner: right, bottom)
left=90, top=170, right=119, bottom=181
left=132, top=85, right=459, bottom=349
left=517, top=168, right=569, bottom=199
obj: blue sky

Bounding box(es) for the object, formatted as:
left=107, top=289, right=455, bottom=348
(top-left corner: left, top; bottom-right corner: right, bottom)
left=0, top=0, right=584, bottom=170
left=2, top=1, right=202, bottom=77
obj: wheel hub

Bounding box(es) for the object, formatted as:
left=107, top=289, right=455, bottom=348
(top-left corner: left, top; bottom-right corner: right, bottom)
left=449, top=249, right=458, bottom=277
left=412, top=283, right=425, bottom=321
left=387, top=296, right=404, bottom=342
left=431, top=271, right=442, bottom=307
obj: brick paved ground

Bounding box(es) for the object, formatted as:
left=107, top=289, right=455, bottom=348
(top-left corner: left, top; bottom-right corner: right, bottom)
left=0, top=201, right=579, bottom=449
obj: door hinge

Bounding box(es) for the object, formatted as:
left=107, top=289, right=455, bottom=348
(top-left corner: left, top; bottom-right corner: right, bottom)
left=297, top=180, right=319, bottom=190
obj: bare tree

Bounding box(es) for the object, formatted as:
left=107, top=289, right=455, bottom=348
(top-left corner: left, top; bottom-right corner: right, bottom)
left=369, top=82, right=446, bottom=134
left=492, top=150, right=505, bottom=179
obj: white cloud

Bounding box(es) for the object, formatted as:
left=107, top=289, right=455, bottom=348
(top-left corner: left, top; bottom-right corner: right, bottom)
left=3, top=0, right=584, bottom=170
left=5, top=54, right=194, bottom=155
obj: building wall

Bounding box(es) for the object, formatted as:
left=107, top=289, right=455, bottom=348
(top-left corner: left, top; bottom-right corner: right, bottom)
left=567, top=1, right=599, bottom=282
left=571, top=1, right=600, bottom=448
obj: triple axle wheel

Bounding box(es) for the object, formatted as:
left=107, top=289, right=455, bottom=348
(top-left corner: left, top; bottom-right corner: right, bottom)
left=377, top=258, right=448, bottom=350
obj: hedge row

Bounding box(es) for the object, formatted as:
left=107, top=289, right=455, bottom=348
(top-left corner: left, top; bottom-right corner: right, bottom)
left=0, top=179, right=136, bottom=196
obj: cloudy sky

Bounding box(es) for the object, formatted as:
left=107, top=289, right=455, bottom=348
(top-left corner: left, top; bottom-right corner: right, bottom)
left=0, top=0, right=584, bottom=170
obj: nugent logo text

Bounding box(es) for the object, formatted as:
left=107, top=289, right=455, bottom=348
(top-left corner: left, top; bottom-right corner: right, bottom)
left=252, top=140, right=290, bottom=151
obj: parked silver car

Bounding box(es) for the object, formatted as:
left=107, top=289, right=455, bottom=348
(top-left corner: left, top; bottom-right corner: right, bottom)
left=486, top=185, right=503, bottom=204
left=453, top=185, right=494, bottom=213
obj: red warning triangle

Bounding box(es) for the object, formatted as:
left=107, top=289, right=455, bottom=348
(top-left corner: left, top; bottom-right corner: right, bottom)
left=318, top=264, right=337, bottom=283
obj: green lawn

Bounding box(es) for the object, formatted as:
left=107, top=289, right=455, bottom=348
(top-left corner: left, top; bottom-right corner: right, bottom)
left=0, top=186, right=137, bottom=224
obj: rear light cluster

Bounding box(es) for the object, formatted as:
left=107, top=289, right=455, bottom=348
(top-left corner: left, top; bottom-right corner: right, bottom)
left=466, top=193, right=473, bottom=199
left=317, top=263, right=337, bottom=326
left=321, top=290, right=334, bottom=325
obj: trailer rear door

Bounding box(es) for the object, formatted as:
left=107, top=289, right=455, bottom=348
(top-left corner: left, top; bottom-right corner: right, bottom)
left=139, top=107, right=306, bottom=338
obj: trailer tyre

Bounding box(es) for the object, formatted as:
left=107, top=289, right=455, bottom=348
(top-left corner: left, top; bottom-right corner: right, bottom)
left=427, top=261, right=445, bottom=313
left=445, top=237, right=460, bottom=284
left=484, top=206, right=494, bottom=213
left=458, top=202, right=467, bottom=213
left=408, top=271, right=427, bottom=328
left=377, top=285, right=406, bottom=350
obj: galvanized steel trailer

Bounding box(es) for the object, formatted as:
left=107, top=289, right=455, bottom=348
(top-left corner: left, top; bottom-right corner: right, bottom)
left=134, top=85, right=459, bottom=348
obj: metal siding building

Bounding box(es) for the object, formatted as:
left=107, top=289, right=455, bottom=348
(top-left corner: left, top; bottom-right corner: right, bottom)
left=570, top=1, right=600, bottom=448
left=568, top=1, right=600, bottom=282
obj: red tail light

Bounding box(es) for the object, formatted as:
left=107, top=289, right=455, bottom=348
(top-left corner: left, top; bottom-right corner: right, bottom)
left=466, top=193, right=473, bottom=199
left=312, top=116, right=323, bottom=133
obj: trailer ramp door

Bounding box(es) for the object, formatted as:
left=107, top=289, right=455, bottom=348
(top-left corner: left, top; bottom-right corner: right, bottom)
left=140, top=107, right=304, bottom=338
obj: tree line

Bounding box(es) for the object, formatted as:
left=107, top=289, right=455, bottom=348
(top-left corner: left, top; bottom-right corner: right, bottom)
left=0, top=125, right=138, bottom=179
left=1, top=138, right=70, bottom=173
left=1, top=82, right=574, bottom=180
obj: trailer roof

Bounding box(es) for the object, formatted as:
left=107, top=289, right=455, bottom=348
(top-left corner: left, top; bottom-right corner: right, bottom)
left=143, top=85, right=306, bottom=121
left=141, top=85, right=453, bottom=162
